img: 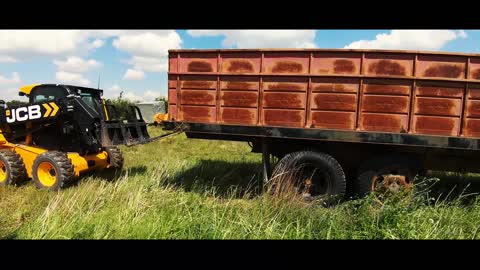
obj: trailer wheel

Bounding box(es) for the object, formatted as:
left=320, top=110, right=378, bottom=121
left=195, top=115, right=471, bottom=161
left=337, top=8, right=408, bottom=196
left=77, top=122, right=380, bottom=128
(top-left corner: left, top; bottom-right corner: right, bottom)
left=353, top=155, right=423, bottom=198
left=32, top=151, right=75, bottom=191
left=0, top=150, right=27, bottom=187
left=105, top=146, right=124, bottom=172
left=268, top=151, right=346, bottom=203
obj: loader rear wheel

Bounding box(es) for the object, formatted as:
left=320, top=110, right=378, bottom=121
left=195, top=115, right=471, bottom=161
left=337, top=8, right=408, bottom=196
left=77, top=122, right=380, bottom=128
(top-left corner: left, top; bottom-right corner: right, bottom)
left=0, top=150, right=27, bottom=187
left=105, top=147, right=124, bottom=172
left=32, top=151, right=75, bottom=190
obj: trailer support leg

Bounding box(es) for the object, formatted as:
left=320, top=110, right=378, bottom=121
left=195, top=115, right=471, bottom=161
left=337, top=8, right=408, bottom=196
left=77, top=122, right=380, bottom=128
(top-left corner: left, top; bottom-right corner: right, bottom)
left=262, top=138, right=271, bottom=184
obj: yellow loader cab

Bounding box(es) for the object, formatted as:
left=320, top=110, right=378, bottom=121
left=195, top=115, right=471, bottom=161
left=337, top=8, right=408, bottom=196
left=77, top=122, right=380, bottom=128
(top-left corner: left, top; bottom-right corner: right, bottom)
left=0, top=84, right=151, bottom=190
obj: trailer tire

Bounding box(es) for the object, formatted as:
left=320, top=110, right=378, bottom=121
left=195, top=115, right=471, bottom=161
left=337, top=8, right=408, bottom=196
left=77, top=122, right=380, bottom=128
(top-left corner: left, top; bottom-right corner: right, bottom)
left=32, top=151, right=75, bottom=191
left=0, top=150, right=27, bottom=187
left=105, top=146, right=124, bottom=172
left=353, top=155, right=423, bottom=198
left=269, top=150, right=346, bottom=203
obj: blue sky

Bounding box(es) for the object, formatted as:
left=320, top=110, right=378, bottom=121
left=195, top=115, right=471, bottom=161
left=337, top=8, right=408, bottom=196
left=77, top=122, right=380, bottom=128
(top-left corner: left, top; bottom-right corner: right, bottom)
left=0, top=30, right=477, bottom=101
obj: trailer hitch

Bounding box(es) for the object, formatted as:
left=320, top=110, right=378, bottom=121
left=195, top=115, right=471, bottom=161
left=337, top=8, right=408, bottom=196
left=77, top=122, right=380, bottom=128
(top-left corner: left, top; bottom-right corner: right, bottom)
left=124, top=130, right=183, bottom=147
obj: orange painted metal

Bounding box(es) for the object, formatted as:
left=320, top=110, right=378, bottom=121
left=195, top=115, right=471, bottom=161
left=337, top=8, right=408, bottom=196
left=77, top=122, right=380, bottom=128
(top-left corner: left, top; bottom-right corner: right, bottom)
left=168, top=49, right=480, bottom=138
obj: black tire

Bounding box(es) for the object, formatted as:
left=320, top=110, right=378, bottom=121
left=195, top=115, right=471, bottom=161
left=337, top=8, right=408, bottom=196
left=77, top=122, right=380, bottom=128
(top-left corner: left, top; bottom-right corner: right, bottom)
left=32, top=151, right=75, bottom=190
left=0, top=150, right=26, bottom=187
left=105, top=147, right=124, bottom=172
left=353, top=155, right=423, bottom=198
left=269, top=150, right=346, bottom=203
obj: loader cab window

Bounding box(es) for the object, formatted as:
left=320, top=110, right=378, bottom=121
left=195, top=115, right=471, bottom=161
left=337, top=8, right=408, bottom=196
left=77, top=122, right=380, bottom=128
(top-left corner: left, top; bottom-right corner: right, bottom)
left=30, top=86, right=67, bottom=104
left=79, top=93, right=98, bottom=111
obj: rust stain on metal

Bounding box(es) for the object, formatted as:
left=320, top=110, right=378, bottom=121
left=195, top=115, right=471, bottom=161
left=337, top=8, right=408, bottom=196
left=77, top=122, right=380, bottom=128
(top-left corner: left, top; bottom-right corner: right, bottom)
left=263, top=93, right=305, bottom=109
left=264, top=110, right=304, bottom=127
left=362, top=95, right=409, bottom=114
left=225, top=82, right=252, bottom=90
left=414, top=116, right=457, bottom=136
left=463, top=119, right=480, bottom=137
left=333, top=59, right=355, bottom=73
left=182, top=106, right=215, bottom=122
left=364, top=84, right=410, bottom=95
left=268, top=83, right=302, bottom=91
left=466, top=100, right=480, bottom=118
left=368, top=60, right=406, bottom=76
left=221, top=108, right=256, bottom=124
left=424, top=64, right=462, bottom=78
left=227, top=60, right=254, bottom=73
left=181, top=91, right=215, bottom=105
left=361, top=114, right=407, bottom=132
left=272, top=61, right=303, bottom=73
left=314, top=84, right=347, bottom=92
left=222, top=92, right=258, bottom=107
left=182, top=81, right=214, bottom=89
left=187, top=61, right=213, bottom=72
left=311, top=111, right=355, bottom=130
left=312, top=93, right=356, bottom=111
left=415, top=98, right=461, bottom=117
left=472, top=69, right=480, bottom=80
left=416, top=86, right=463, bottom=98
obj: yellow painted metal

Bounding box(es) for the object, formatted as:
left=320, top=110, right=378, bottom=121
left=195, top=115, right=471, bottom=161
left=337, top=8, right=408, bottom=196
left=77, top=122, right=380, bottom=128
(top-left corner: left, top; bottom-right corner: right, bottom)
left=8, top=144, right=47, bottom=177
left=49, top=102, right=59, bottom=116
left=67, top=151, right=109, bottom=177
left=153, top=113, right=169, bottom=125
left=42, top=103, right=52, bottom=117
left=0, top=133, right=7, bottom=145
left=37, top=161, right=57, bottom=187
left=102, top=99, right=110, bottom=121
left=19, top=84, right=40, bottom=96
left=0, top=159, right=7, bottom=183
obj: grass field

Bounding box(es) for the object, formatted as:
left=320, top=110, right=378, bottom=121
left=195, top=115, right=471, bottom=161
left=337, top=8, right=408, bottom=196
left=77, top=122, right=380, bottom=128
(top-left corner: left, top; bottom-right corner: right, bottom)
left=2, top=127, right=480, bottom=239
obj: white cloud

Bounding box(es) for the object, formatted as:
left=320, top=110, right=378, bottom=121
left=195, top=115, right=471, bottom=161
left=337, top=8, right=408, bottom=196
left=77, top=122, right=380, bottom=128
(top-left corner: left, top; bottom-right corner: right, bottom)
left=113, top=30, right=182, bottom=73
left=344, top=30, right=467, bottom=51
left=122, top=92, right=144, bottom=102
left=53, top=56, right=101, bottom=73
left=129, top=56, right=169, bottom=72
left=89, top=39, right=105, bottom=49
left=187, top=30, right=317, bottom=48
left=109, top=84, right=121, bottom=92
left=56, top=71, right=90, bottom=86
left=0, top=30, right=101, bottom=60
left=0, top=30, right=181, bottom=62
left=123, top=69, right=145, bottom=80
left=0, top=72, right=21, bottom=85
left=143, top=90, right=163, bottom=101
left=458, top=30, right=468, bottom=39
left=121, top=90, right=164, bottom=102
left=0, top=73, right=22, bottom=101
left=0, top=55, right=18, bottom=63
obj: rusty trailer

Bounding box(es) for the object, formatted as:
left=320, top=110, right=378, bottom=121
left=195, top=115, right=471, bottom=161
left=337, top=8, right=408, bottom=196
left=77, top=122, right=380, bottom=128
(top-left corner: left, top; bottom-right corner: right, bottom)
left=164, top=48, right=480, bottom=201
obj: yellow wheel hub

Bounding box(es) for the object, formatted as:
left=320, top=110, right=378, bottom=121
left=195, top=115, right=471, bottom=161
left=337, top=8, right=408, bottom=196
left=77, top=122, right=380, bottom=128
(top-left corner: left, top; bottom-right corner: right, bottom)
left=37, top=162, right=57, bottom=187
left=0, top=160, right=7, bottom=183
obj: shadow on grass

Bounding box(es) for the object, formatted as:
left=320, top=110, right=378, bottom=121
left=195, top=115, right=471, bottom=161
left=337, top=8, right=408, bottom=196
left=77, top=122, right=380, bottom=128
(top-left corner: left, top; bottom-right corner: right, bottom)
left=168, top=162, right=480, bottom=204
left=65, top=166, right=149, bottom=188
left=168, top=159, right=263, bottom=199
left=418, top=171, right=480, bottom=205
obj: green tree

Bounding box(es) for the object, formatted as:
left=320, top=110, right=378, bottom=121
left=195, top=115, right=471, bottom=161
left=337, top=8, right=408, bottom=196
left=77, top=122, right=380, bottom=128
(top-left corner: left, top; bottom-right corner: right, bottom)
left=105, top=97, right=137, bottom=120
left=6, top=100, right=28, bottom=107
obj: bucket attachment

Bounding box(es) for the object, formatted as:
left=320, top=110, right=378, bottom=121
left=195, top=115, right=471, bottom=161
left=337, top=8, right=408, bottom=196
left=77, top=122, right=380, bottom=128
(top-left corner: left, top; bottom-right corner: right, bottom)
left=101, top=105, right=151, bottom=147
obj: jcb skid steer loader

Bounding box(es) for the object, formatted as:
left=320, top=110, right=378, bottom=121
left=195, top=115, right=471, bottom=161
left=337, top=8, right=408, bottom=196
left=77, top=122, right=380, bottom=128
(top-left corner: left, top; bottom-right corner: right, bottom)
left=0, top=84, right=153, bottom=190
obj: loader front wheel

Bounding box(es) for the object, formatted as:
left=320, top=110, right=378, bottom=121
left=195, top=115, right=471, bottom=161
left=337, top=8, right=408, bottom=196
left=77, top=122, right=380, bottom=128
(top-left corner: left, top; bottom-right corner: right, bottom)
left=0, top=150, right=27, bottom=187
left=105, top=147, right=124, bottom=172
left=32, top=151, right=75, bottom=190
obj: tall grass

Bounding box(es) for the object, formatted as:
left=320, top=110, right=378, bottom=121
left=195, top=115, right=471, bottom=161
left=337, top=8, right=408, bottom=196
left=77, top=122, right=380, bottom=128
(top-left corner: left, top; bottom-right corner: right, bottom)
left=1, top=128, right=480, bottom=239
